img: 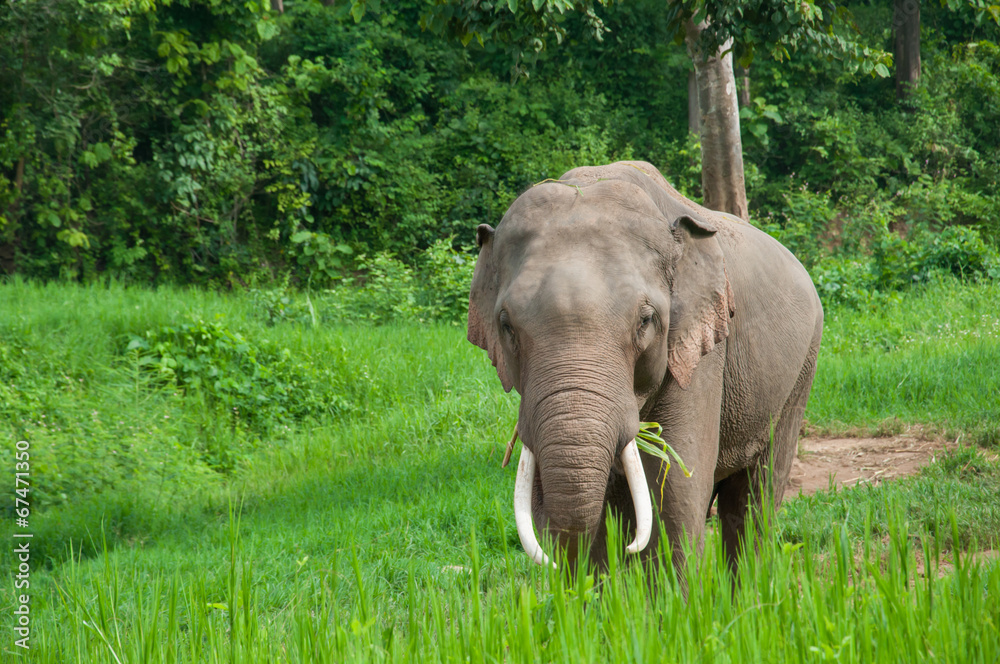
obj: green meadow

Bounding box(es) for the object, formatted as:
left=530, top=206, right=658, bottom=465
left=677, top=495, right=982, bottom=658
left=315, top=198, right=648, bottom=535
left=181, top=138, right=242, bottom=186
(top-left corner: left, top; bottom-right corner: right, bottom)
left=1, top=277, right=999, bottom=662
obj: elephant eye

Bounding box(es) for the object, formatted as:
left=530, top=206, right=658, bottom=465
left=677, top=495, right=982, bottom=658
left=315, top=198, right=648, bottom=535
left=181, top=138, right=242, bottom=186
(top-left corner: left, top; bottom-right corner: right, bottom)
left=638, top=307, right=655, bottom=331
left=636, top=306, right=656, bottom=343
left=499, top=311, right=516, bottom=341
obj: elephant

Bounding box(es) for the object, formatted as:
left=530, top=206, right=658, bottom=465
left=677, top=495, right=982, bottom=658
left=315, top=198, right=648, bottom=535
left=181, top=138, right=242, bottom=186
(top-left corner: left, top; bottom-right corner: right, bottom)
left=467, top=161, right=823, bottom=572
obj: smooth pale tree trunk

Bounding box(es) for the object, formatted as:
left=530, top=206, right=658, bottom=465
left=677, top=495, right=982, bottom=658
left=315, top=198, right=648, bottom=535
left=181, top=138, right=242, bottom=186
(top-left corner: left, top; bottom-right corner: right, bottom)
left=685, top=20, right=749, bottom=221
left=894, top=0, right=921, bottom=101
left=687, top=70, right=700, bottom=135
left=270, top=0, right=284, bottom=13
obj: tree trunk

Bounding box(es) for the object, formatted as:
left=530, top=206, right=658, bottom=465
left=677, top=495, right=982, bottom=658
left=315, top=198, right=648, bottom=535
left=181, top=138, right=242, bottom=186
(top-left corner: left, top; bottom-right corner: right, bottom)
left=270, top=0, right=284, bottom=13
left=685, top=20, right=749, bottom=221
left=687, top=70, right=700, bottom=135
left=736, top=65, right=751, bottom=108
left=894, top=0, right=920, bottom=101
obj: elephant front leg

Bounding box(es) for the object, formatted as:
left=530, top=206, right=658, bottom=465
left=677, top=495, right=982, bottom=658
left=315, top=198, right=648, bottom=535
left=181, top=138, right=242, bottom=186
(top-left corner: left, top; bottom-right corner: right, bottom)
left=637, top=343, right=726, bottom=574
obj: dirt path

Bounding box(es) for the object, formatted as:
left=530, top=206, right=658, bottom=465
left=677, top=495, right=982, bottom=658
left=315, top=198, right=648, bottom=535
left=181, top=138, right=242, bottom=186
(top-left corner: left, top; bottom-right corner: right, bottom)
left=785, top=430, right=958, bottom=501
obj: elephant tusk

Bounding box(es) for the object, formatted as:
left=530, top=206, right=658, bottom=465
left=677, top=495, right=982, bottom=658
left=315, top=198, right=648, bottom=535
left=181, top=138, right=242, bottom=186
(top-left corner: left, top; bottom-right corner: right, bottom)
left=513, top=445, right=556, bottom=568
left=501, top=423, right=518, bottom=468
left=622, top=439, right=653, bottom=554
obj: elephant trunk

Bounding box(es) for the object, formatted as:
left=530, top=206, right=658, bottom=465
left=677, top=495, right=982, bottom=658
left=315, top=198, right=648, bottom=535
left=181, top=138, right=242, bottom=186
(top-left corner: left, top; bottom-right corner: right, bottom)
left=514, top=373, right=649, bottom=566
left=533, top=410, right=616, bottom=538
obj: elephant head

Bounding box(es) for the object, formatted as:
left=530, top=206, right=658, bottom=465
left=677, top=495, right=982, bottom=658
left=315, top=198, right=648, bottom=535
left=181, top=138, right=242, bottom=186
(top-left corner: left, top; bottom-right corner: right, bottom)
left=468, top=164, right=735, bottom=567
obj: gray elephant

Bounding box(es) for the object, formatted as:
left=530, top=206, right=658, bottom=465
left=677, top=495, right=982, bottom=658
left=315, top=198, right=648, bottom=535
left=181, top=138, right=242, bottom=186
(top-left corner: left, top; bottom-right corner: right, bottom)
left=467, top=161, right=823, bottom=571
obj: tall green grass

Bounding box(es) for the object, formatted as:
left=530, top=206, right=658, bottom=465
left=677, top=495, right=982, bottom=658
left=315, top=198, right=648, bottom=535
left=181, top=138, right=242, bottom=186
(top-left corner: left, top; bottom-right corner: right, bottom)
left=1, top=276, right=999, bottom=662
left=809, top=277, right=1000, bottom=441
left=25, top=507, right=1000, bottom=663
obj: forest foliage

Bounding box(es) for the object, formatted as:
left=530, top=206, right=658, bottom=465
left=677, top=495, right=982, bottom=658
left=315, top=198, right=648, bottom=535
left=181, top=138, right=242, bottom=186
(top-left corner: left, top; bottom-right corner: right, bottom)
left=1, top=0, right=999, bottom=307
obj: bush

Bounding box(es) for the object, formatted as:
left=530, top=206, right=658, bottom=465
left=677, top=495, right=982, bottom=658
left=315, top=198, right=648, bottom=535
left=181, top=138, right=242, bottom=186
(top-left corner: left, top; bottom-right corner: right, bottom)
left=757, top=185, right=836, bottom=269
left=811, top=225, right=999, bottom=309
left=924, top=226, right=1000, bottom=280
left=250, top=283, right=316, bottom=326
left=0, top=334, right=218, bottom=512
left=419, top=238, right=477, bottom=323
left=127, top=319, right=352, bottom=455
left=342, top=252, right=423, bottom=323
left=810, top=257, right=886, bottom=309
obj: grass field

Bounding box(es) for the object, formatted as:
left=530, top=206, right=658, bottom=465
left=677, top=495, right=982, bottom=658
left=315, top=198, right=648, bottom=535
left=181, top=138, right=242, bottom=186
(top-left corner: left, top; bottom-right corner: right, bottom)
left=1, top=277, right=999, bottom=662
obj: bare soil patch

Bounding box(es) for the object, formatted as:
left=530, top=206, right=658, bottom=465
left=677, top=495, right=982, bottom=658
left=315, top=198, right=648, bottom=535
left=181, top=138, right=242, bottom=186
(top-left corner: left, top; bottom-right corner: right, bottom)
left=785, top=430, right=957, bottom=501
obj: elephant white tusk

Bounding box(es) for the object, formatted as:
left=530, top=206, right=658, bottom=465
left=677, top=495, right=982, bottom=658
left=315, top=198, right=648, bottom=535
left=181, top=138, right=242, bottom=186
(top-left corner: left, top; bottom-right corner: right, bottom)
left=622, top=439, right=653, bottom=554
left=513, top=445, right=556, bottom=568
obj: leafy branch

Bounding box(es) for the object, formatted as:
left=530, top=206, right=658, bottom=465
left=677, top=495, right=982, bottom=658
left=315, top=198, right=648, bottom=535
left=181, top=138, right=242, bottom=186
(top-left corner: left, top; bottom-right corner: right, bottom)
left=636, top=422, right=692, bottom=504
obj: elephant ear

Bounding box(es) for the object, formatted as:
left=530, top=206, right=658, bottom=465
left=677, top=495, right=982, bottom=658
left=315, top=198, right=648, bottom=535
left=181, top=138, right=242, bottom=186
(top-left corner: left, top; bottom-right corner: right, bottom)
left=468, top=224, right=514, bottom=392
left=667, top=215, right=735, bottom=390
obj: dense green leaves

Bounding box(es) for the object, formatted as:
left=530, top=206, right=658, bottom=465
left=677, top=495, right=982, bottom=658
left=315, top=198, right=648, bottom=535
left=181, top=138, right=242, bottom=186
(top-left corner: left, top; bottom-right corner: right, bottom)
left=410, top=0, right=892, bottom=75
left=0, top=0, right=303, bottom=282
left=1, top=0, right=998, bottom=288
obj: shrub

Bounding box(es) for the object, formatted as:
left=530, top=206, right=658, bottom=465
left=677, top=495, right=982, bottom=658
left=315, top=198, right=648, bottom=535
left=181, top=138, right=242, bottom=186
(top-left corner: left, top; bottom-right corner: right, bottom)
left=341, top=252, right=423, bottom=323
left=250, top=284, right=316, bottom=326
left=810, top=258, right=885, bottom=309
left=924, top=226, right=1000, bottom=279
left=812, top=225, right=999, bottom=309
left=289, top=231, right=354, bottom=286
left=419, top=238, right=477, bottom=324
left=127, top=319, right=352, bottom=453
left=757, top=186, right=836, bottom=269
left=283, top=240, right=478, bottom=326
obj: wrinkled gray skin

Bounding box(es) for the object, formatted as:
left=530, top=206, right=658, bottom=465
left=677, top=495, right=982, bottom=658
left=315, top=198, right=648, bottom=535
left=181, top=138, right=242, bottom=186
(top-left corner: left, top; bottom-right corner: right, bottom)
left=468, top=161, right=823, bottom=571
